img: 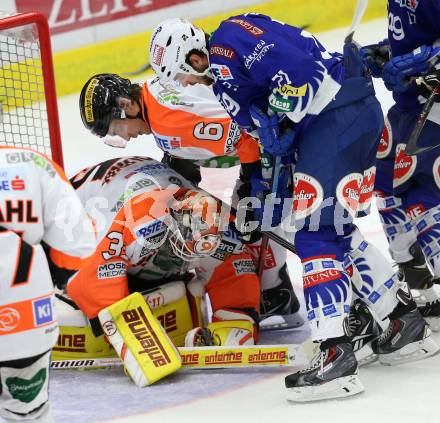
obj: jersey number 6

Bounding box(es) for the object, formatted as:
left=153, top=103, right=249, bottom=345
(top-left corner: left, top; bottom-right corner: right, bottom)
left=193, top=122, right=224, bottom=141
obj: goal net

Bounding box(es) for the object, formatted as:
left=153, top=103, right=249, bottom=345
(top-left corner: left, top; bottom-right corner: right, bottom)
left=0, top=11, right=63, bottom=166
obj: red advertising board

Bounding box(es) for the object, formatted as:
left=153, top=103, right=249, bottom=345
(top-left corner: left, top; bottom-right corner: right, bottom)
left=15, top=0, right=194, bottom=34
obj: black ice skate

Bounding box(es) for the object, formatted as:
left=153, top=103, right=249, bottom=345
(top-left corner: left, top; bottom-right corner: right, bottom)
left=418, top=286, right=440, bottom=332
left=348, top=300, right=381, bottom=366
left=285, top=339, right=364, bottom=402
left=260, top=263, right=303, bottom=331
left=398, top=243, right=440, bottom=331
left=372, top=300, right=440, bottom=366
left=398, top=242, right=434, bottom=291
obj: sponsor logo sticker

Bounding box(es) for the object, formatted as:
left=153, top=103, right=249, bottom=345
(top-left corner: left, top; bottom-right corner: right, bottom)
left=232, top=258, right=255, bottom=275
left=377, top=118, right=392, bottom=159
left=394, top=0, right=418, bottom=12
left=359, top=166, right=376, bottom=212
left=97, top=261, right=127, bottom=279
left=152, top=44, right=164, bottom=66
left=210, top=45, right=235, bottom=59
left=433, top=156, right=440, bottom=189
left=33, top=297, right=54, bottom=326
left=227, top=19, right=265, bottom=37
left=0, top=307, right=20, bottom=332
left=393, top=143, right=417, bottom=187
left=243, top=40, right=274, bottom=69
left=293, top=172, right=324, bottom=219
left=154, top=134, right=181, bottom=151
left=84, top=77, right=99, bottom=123
left=211, top=64, right=234, bottom=81
left=276, top=84, right=307, bottom=97
left=336, top=172, right=363, bottom=216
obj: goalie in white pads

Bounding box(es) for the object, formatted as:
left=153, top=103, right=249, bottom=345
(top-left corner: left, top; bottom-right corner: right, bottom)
left=58, top=156, right=262, bottom=386
left=0, top=147, right=95, bottom=422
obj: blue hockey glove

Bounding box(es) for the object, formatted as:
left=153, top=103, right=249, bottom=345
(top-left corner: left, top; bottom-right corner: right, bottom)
left=249, top=104, right=296, bottom=157
left=250, top=165, right=291, bottom=229
left=382, top=45, right=433, bottom=93
left=233, top=165, right=292, bottom=240
left=359, top=39, right=390, bottom=78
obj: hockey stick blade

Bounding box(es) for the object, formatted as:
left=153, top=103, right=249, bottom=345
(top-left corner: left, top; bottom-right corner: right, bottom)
left=260, top=313, right=304, bottom=331
left=51, top=343, right=307, bottom=370
left=405, top=85, right=440, bottom=155
left=344, top=0, right=369, bottom=44
left=124, top=63, right=151, bottom=77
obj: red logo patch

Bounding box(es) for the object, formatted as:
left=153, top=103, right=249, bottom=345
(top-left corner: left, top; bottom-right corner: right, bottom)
left=434, top=156, right=440, bottom=189
left=293, top=173, right=323, bottom=219
left=303, top=269, right=342, bottom=288
left=377, top=118, right=392, bottom=159
left=336, top=173, right=363, bottom=216
left=227, top=19, right=264, bottom=37
left=393, top=143, right=417, bottom=187
left=359, top=166, right=376, bottom=212
left=209, top=45, right=235, bottom=59
left=152, top=44, right=164, bottom=66
left=405, top=204, right=426, bottom=219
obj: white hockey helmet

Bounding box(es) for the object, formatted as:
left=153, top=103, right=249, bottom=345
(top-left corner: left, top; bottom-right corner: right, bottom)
left=168, top=188, right=222, bottom=262
left=149, top=18, right=210, bottom=84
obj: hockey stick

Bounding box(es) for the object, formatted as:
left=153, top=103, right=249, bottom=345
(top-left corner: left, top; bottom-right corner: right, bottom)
left=258, top=154, right=282, bottom=277
left=405, top=83, right=440, bottom=155
left=51, top=343, right=307, bottom=370
left=344, top=0, right=369, bottom=44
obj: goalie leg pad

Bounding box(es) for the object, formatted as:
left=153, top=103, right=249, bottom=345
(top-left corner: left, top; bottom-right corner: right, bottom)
left=142, top=281, right=201, bottom=347
left=98, top=292, right=181, bottom=387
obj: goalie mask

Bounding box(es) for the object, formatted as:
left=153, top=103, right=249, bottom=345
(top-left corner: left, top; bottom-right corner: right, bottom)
left=149, top=18, right=210, bottom=84
left=168, top=189, right=222, bottom=261
left=79, top=73, right=133, bottom=137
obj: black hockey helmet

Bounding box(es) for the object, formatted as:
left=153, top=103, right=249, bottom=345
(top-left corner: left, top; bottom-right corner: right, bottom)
left=79, top=73, right=132, bottom=137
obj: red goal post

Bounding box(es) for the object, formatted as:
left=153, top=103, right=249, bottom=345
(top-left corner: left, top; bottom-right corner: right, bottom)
left=0, top=12, right=64, bottom=167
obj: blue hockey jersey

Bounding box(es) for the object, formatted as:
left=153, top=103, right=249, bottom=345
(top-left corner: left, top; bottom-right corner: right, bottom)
left=208, top=14, right=344, bottom=134
left=388, top=0, right=440, bottom=108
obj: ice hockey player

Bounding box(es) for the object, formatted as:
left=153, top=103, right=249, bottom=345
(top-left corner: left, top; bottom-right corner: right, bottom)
left=0, top=146, right=96, bottom=422
left=360, top=0, right=440, bottom=330
left=78, top=73, right=300, bottom=325
left=148, top=15, right=440, bottom=401
left=62, top=156, right=263, bottom=384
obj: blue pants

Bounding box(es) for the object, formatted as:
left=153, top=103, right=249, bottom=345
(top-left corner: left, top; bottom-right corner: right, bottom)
left=294, top=85, right=384, bottom=230
left=375, top=104, right=440, bottom=211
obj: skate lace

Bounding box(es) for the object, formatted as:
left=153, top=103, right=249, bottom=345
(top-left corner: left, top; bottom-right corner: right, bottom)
left=377, top=321, right=394, bottom=345
left=300, top=349, right=326, bottom=374
left=347, top=314, right=361, bottom=335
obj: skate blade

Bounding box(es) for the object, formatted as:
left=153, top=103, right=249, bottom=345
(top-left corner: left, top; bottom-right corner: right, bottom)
left=355, top=344, right=378, bottom=367
left=379, top=328, right=440, bottom=366
left=260, top=313, right=304, bottom=331
left=286, top=374, right=365, bottom=403
left=425, top=317, right=440, bottom=332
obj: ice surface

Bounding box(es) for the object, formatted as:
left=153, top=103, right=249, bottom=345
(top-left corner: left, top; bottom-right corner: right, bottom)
left=4, top=18, right=440, bottom=423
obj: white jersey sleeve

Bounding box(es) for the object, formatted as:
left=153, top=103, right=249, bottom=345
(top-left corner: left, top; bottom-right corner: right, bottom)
left=0, top=147, right=96, bottom=361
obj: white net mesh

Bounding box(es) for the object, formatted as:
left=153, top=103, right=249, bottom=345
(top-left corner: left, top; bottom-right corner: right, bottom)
left=0, top=18, right=52, bottom=158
